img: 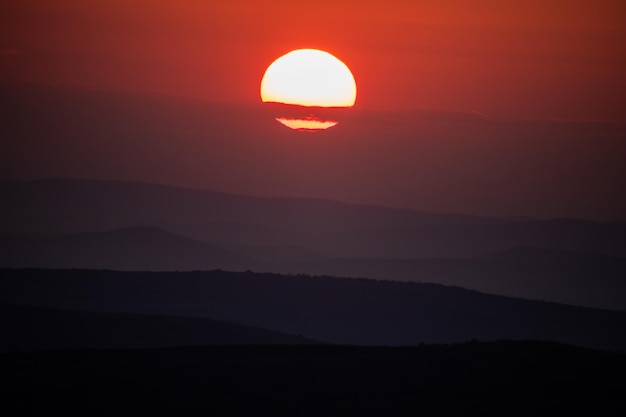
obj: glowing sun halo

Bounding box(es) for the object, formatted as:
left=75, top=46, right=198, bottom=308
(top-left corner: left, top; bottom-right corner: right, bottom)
left=260, top=49, right=356, bottom=131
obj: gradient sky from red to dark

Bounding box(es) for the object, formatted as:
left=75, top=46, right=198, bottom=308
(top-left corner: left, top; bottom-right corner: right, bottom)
left=2, top=0, right=625, bottom=121
left=1, top=1, right=626, bottom=221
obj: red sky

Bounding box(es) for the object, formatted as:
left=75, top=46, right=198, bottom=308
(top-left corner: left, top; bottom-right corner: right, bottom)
left=1, top=1, right=626, bottom=220
left=2, top=0, right=625, bottom=121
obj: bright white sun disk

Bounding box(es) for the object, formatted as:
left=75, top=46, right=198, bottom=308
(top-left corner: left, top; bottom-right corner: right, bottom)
left=261, top=49, right=357, bottom=108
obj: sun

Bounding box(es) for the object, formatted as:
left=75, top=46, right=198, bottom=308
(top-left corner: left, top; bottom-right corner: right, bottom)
left=260, top=49, right=357, bottom=131
left=261, top=49, right=357, bottom=107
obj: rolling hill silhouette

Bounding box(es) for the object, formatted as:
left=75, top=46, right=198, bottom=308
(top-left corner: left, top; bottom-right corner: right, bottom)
left=2, top=179, right=625, bottom=310
left=281, top=247, right=626, bottom=311
left=2, top=269, right=625, bottom=351
left=6, top=230, right=623, bottom=310
left=2, top=86, right=625, bottom=416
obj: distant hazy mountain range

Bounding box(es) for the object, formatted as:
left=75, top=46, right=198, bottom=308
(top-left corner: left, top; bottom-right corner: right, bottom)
left=3, top=179, right=625, bottom=256
left=2, top=179, right=625, bottom=310
left=1, top=226, right=255, bottom=271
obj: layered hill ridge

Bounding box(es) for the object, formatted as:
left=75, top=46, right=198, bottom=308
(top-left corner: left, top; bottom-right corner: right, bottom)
left=3, top=179, right=625, bottom=258
left=2, top=179, right=625, bottom=311
left=2, top=269, right=625, bottom=351
left=281, top=248, right=626, bottom=311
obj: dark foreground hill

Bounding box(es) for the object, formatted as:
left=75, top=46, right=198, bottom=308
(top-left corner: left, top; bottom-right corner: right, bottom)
left=0, top=303, right=313, bottom=352
left=2, top=342, right=624, bottom=416
left=2, top=269, right=625, bottom=351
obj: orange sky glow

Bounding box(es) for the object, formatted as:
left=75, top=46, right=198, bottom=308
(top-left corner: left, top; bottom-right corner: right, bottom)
left=2, top=0, right=625, bottom=121
left=2, top=1, right=626, bottom=220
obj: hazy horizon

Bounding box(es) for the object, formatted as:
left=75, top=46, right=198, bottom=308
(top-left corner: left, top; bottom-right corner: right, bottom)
left=2, top=82, right=625, bottom=222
